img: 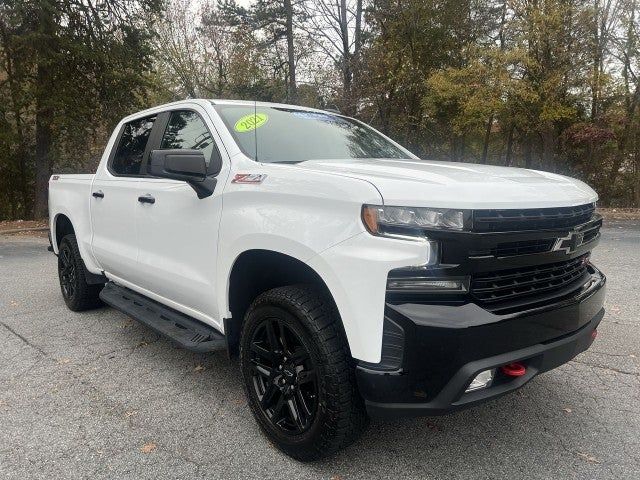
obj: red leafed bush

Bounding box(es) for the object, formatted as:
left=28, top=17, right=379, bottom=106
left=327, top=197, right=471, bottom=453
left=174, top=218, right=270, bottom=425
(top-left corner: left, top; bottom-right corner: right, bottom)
left=563, top=123, right=616, bottom=147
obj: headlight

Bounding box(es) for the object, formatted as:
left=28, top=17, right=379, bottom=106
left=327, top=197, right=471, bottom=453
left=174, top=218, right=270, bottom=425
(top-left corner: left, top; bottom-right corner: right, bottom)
left=362, top=204, right=468, bottom=238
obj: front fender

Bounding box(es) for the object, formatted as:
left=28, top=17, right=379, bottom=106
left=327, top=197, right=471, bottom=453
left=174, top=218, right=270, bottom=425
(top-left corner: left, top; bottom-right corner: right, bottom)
left=216, top=163, right=383, bottom=321
left=307, top=233, right=433, bottom=363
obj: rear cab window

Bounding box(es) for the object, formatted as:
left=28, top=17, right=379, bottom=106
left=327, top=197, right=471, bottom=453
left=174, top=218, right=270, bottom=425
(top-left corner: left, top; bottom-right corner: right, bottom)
left=110, top=115, right=157, bottom=176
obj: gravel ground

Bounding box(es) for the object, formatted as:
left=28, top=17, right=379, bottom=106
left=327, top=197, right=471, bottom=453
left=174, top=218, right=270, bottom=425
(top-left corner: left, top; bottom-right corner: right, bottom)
left=0, top=222, right=638, bottom=480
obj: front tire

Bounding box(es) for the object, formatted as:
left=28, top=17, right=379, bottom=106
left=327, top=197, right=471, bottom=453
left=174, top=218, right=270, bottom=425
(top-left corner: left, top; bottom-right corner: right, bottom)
left=57, top=234, right=103, bottom=311
left=240, top=285, right=368, bottom=461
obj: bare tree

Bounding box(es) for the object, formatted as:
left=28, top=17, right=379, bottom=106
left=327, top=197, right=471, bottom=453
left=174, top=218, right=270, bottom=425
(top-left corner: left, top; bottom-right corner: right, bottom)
left=604, top=0, right=640, bottom=199
left=590, top=0, right=621, bottom=119
left=299, top=0, right=364, bottom=114
left=155, top=0, right=215, bottom=98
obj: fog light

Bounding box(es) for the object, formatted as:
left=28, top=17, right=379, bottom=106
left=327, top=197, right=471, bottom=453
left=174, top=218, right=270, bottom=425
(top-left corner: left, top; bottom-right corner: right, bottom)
left=465, top=369, right=495, bottom=393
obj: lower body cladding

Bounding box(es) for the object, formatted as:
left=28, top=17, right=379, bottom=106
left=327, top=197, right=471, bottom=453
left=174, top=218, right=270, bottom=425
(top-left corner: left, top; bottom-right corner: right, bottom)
left=357, top=267, right=606, bottom=419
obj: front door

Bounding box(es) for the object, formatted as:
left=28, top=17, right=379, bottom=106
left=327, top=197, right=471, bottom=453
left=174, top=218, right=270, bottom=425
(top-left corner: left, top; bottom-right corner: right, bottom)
left=134, top=107, right=229, bottom=326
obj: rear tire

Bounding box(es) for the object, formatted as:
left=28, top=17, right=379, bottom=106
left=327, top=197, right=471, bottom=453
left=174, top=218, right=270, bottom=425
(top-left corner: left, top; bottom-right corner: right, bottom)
left=57, top=234, right=103, bottom=311
left=240, top=285, right=368, bottom=461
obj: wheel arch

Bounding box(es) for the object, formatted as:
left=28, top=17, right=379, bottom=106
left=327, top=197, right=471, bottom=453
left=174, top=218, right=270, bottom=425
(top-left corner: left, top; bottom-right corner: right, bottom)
left=53, top=213, right=75, bottom=248
left=51, top=211, right=105, bottom=283
left=224, top=249, right=347, bottom=356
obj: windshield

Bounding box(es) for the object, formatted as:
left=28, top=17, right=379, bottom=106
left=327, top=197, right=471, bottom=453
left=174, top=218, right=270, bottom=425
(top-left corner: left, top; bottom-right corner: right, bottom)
left=213, top=104, right=412, bottom=163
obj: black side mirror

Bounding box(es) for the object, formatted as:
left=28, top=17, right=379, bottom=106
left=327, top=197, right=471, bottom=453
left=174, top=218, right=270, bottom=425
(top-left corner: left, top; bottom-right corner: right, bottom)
left=149, top=149, right=217, bottom=198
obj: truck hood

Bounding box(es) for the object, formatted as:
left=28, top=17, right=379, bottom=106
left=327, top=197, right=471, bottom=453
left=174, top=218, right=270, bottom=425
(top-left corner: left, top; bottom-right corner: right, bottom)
left=295, top=158, right=598, bottom=209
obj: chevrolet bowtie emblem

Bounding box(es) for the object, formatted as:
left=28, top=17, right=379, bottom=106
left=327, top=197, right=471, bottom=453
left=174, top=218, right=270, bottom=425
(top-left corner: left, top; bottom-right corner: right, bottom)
left=553, top=230, right=585, bottom=254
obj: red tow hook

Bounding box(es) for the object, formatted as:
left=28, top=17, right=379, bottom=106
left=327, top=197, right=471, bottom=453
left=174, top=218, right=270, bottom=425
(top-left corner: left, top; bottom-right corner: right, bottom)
left=500, top=362, right=527, bottom=377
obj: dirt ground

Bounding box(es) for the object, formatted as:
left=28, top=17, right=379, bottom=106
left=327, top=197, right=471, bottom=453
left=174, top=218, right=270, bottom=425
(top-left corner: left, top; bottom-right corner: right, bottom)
left=598, top=208, right=640, bottom=220
left=0, top=220, right=49, bottom=237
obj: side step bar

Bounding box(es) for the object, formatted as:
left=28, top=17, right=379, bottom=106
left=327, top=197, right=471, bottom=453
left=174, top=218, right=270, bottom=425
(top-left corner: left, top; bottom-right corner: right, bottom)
left=100, top=282, right=226, bottom=353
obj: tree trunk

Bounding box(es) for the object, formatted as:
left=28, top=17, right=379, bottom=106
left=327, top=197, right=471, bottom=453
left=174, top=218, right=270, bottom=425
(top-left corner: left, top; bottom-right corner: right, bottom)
left=480, top=114, right=493, bottom=164
left=354, top=0, right=363, bottom=55
left=351, top=0, right=363, bottom=106
left=339, top=0, right=352, bottom=114
left=524, top=135, right=533, bottom=169
left=634, top=130, right=640, bottom=207
left=34, top=69, right=54, bottom=219
left=505, top=125, right=515, bottom=166
left=541, top=123, right=556, bottom=172
left=283, top=0, right=297, bottom=104
left=33, top=3, right=56, bottom=219
left=591, top=0, right=600, bottom=120
left=217, top=56, right=224, bottom=97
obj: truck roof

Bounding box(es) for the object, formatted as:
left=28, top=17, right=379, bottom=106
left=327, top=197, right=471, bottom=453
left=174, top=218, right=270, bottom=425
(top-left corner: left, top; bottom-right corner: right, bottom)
left=120, top=99, right=341, bottom=124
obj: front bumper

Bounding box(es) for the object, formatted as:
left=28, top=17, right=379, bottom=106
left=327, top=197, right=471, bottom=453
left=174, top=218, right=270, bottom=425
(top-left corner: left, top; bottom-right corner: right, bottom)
left=357, top=266, right=606, bottom=418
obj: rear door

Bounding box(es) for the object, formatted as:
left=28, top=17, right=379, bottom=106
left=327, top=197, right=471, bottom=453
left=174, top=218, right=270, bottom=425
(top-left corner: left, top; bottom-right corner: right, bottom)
left=133, top=106, right=229, bottom=326
left=90, top=115, right=157, bottom=280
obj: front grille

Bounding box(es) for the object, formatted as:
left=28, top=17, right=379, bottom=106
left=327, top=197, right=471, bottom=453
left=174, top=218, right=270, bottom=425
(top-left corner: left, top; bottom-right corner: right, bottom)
left=473, top=203, right=595, bottom=232
left=470, top=255, right=589, bottom=308
left=581, top=220, right=601, bottom=244
left=466, top=216, right=602, bottom=259
left=491, top=238, right=555, bottom=257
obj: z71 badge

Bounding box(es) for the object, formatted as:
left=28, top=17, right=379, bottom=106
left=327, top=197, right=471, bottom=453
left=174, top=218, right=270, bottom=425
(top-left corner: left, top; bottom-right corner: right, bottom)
left=232, top=173, right=267, bottom=184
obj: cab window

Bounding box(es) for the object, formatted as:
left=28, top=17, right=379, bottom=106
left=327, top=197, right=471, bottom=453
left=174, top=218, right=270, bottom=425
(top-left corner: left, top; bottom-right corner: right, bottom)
left=160, top=110, right=216, bottom=169
left=111, top=115, right=157, bottom=176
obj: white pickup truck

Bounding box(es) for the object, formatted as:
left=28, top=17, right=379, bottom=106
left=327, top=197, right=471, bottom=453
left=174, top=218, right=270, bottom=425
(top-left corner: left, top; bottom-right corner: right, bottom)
left=48, top=99, right=606, bottom=460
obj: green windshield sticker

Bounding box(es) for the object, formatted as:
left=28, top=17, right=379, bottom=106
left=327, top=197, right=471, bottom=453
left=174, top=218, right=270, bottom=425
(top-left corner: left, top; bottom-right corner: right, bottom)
left=234, top=113, right=268, bottom=132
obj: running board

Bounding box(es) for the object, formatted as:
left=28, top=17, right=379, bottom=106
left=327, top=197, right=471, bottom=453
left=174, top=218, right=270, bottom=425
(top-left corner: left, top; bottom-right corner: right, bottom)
left=100, top=282, right=226, bottom=353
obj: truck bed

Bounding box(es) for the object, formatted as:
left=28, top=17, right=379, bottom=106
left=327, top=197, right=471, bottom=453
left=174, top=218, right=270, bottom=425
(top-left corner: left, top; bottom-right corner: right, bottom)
left=48, top=174, right=95, bottom=259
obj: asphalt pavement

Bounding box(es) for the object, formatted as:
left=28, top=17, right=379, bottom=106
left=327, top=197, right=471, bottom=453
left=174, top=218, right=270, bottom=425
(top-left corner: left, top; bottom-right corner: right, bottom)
left=0, top=222, right=638, bottom=479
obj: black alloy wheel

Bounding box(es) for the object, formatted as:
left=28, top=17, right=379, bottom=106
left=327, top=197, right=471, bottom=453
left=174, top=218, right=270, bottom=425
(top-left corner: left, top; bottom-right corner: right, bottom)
left=58, top=242, right=77, bottom=300
left=57, top=234, right=103, bottom=311
left=240, top=285, right=368, bottom=461
left=249, top=317, right=318, bottom=435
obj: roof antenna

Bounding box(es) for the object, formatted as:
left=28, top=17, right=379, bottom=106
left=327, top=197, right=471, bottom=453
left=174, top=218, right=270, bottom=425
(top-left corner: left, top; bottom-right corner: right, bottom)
left=254, top=99, right=259, bottom=162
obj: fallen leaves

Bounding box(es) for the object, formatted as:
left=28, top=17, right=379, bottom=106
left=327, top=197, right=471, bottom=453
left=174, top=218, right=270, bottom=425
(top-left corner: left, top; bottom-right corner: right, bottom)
left=425, top=421, right=443, bottom=432
left=562, top=407, right=573, bottom=414
left=141, top=442, right=157, bottom=454
left=57, top=358, right=71, bottom=365
left=124, top=410, right=138, bottom=418
left=194, top=364, right=205, bottom=372
left=577, top=452, right=600, bottom=464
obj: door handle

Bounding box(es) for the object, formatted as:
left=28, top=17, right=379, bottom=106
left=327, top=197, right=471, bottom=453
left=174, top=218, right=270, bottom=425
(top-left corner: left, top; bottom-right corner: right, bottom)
left=92, top=190, right=104, bottom=198
left=138, top=194, right=155, bottom=204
